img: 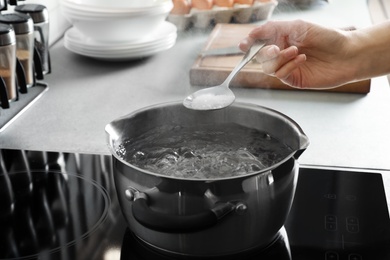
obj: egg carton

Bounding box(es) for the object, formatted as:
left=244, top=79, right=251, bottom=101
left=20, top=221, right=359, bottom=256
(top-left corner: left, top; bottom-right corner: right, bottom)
left=167, top=0, right=278, bottom=30
left=278, top=0, right=328, bottom=7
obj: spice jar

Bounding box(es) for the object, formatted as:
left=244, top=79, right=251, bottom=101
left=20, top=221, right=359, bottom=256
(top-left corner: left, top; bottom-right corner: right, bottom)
left=0, top=13, right=34, bottom=88
left=15, top=4, right=50, bottom=75
left=0, top=23, right=16, bottom=104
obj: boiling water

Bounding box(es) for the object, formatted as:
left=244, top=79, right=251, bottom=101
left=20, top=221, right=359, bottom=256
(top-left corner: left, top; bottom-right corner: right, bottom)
left=116, top=123, right=293, bottom=179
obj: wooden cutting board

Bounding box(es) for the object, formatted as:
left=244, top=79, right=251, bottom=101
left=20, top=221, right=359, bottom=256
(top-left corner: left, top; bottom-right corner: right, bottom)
left=190, top=23, right=371, bottom=94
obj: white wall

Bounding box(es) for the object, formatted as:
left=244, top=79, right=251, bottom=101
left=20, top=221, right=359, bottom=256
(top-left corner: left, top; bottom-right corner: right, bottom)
left=4, top=0, right=71, bottom=45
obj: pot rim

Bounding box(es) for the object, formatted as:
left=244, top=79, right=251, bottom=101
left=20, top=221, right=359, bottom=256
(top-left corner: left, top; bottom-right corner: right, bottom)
left=105, top=101, right=309, bottom=182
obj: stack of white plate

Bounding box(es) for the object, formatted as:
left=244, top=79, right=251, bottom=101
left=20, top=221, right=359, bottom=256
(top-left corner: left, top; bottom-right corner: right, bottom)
left=61, top=0, right=177, bottom=60
left=64, top=21, right=177, bottom=61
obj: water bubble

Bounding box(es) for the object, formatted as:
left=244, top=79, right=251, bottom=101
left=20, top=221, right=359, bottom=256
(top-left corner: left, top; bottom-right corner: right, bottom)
left=118, top=123, right=292, bottom=179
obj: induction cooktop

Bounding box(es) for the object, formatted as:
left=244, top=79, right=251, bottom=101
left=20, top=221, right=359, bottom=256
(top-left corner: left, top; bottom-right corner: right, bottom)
left=1, top=148, right=389, bottom=260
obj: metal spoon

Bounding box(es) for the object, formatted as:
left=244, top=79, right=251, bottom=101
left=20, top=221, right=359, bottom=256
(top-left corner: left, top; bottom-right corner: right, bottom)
left=183, top=40, right=266, bottom=110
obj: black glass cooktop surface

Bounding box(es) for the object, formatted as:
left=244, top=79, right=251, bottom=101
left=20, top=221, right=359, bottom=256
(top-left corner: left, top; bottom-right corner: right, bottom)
left=1, top=149, right=390, bottom=260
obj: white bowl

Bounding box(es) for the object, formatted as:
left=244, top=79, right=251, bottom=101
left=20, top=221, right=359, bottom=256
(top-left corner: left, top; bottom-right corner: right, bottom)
left=61, top=1, right=171, bottom=17
left=60, top=0, right=173, bottom=42
left=62, top=0, right=171, bottom=11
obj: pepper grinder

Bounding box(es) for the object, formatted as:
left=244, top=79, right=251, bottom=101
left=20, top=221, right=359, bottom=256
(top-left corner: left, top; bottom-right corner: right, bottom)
left=0, top=13, right=35, bottom=88
left=15, top=4, right=51, bottom=76
left=0, top=23, right=16, bottom=108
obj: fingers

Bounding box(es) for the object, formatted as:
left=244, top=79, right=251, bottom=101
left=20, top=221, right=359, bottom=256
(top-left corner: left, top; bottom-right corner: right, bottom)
left=240, top=38, right=307, bottom=83
left=255, top=45, right=280, bottom=63
left=238, top=36, right=255, bottom=52
left=238, top=20, right=311, bottom=87
left=261, top=46, right=300, bottom=75
left=275, top=54, right=306, bottom=81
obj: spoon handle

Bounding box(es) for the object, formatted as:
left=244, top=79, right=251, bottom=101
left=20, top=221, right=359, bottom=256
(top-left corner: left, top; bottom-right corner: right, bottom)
left=222, top=40, right=266, bottom=86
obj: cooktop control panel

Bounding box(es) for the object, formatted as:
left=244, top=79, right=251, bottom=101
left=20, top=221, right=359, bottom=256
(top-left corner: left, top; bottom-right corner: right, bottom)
left=286, top=167, right=390, bottom=260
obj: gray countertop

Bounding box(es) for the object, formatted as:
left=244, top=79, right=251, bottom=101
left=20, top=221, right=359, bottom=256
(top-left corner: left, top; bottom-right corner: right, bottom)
left=1, top=0, right=390, bottom=171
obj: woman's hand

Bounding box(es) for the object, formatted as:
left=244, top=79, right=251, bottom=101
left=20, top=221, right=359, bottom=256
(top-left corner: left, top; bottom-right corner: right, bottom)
left=239, top=20, right=356, bottom=89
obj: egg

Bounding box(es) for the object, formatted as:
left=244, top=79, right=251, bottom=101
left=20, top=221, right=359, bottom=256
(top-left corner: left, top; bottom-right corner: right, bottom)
left=234, top=0, right=254, bottom=4
left=214, top=0, right=234, bottom=7
left=192, top=0, right=214, bottom=10
left=171, top=0, right=192, bottom=14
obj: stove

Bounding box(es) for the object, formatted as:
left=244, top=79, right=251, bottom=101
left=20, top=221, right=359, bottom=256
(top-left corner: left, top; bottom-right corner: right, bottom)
left=1, top=148, right=390, bottom=260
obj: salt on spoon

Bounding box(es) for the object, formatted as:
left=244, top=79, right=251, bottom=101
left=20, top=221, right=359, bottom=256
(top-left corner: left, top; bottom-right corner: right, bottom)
left=183, top=40, right=266, bottom=111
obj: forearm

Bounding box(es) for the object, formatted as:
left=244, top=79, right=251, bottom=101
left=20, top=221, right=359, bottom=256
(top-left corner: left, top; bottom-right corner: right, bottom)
left=346, top=21, right=390, bottom=82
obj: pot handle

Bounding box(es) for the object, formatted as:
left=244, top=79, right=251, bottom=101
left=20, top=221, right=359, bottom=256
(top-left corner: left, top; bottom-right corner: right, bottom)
left=128, top=189, right=238, bottom=233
